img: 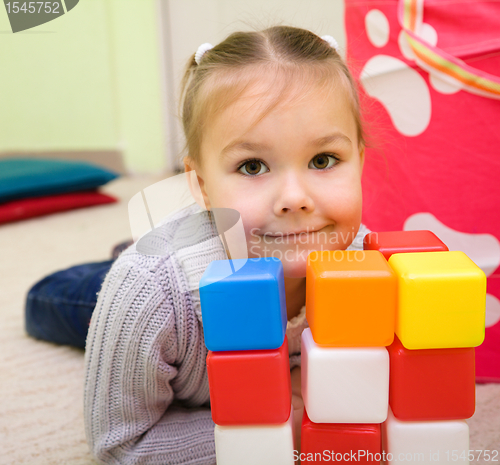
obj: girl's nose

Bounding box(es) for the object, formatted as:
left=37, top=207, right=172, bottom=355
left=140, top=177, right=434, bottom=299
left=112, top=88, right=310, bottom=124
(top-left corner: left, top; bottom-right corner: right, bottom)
left=273, top=173, right=315, bottom=215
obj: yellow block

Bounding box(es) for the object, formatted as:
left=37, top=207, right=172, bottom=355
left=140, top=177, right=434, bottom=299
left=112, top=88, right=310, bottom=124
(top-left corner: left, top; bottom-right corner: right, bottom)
left=388, top=251, right=486, bottom=349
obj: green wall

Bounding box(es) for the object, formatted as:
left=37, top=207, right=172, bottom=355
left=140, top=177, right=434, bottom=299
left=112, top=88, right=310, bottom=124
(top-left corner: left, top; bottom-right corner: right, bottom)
left=0, top=0, right=166, bottom=173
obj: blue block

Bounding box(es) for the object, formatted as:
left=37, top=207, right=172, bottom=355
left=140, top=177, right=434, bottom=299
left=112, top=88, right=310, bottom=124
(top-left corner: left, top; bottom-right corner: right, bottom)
left=199, top=257, right=287, bottom=351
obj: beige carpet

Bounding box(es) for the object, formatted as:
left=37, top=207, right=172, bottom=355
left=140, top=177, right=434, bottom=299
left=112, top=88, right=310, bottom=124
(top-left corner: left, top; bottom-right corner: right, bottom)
left=0, top=175, right=499, bottom=465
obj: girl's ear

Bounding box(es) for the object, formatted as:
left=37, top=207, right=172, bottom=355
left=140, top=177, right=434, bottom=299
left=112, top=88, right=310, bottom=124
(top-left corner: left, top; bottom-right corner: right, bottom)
left=359, top=144, right=366, bottom=173
left=183, top=158, right=211, bottom=210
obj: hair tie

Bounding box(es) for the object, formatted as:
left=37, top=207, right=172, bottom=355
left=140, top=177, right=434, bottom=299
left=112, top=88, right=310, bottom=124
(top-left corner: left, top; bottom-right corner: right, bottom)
left=195, top=43, right=214, bottom=65
left=321, top=35, right=340, bottom=53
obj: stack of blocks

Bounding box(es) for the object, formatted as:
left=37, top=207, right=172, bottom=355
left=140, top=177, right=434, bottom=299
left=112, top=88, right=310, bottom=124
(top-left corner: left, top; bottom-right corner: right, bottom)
left=366, top=231, right=485, bottom=463
left=199, top=230, right=487, bottom=464
left=199, top=257, right=296, bottom=465
left=300, top=244, right=396, bottom=461
left=302, top=230, right=486, bottom=464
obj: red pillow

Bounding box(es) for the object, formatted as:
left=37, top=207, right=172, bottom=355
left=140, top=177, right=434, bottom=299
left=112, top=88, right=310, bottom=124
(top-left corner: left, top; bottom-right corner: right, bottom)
left=0, top=190, right=117, bottom=224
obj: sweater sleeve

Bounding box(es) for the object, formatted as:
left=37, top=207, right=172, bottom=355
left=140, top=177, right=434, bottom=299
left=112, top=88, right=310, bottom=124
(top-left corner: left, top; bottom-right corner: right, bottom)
left=83, top=252, right=216, bottom=465
left=346, top=223, right=372, bottom=251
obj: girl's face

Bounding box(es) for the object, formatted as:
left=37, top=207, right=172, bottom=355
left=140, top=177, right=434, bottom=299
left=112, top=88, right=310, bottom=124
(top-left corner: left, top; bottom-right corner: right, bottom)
left=185, top=74, right=365, bottom=278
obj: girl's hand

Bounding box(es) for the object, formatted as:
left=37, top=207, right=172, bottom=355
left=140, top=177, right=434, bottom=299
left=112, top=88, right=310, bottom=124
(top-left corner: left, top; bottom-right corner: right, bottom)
left=291, top=366, right=304, bottom=464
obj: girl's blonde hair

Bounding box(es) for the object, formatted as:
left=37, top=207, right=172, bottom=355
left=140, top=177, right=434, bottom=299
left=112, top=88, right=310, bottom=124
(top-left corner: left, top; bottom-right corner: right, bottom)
left=178, top=25, right=369, bottom=171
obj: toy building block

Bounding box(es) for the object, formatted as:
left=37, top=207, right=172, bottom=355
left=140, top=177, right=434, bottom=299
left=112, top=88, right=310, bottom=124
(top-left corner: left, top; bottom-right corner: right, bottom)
left=214, top=404, right=295, bottom=465
left=301, top=328, right=389, bottom=423
left=383, top=407, right=469, bottom=464
left=207, top=336, right=292, bottom=425
left=387, top=335, right=475, bottom=421
left=306, top=250, right=396, bottom=346
left=301, top=409, right=381, bottom=463
left=363, top=230, right=448, bottom=260
left=388, top=251, right=486, bottom=349
left=199, top=257, right=287, bottom=351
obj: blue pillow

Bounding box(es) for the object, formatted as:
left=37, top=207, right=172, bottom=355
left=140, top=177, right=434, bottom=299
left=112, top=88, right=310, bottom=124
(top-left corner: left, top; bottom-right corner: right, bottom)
left=0, top=158, right=120, bottom=203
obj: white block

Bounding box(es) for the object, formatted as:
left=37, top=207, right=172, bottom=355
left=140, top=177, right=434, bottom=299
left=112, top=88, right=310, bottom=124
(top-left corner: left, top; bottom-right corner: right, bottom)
left=301, top=328, right=389, bottom=423
left=214, top=405, right=295, bottom=465
left=383, top=407, right=469, bottom=464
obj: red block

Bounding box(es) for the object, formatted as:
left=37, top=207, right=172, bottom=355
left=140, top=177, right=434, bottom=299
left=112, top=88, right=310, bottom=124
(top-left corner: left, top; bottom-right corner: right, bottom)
left=206, top=335, right=291, bottom=425
left=301, top=409, right=381, bottom=464
left=388, top=335, right=476, bottom=421
left=363, top=230, right=448, bottom=260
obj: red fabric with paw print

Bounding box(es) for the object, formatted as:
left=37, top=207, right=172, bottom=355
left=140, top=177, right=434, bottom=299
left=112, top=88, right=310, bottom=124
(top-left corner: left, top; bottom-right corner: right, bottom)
left=345, top=0, right=500, bottom=381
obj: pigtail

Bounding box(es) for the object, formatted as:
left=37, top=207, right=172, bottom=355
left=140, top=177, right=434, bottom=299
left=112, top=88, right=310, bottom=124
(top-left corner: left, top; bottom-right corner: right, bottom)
left=177, top=53, right=197, bottom=125
left=177, top=53, right=200, bottom=169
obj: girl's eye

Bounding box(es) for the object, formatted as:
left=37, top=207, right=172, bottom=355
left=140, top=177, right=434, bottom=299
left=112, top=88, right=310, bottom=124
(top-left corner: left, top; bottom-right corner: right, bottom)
left=309, top=153, right=340, bottom=170
left=238, top=159, right=269, bottom=176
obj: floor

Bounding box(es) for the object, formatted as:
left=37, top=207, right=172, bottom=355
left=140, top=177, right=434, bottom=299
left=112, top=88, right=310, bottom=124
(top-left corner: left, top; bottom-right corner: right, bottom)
left=0, top=174, right=164, bottom=465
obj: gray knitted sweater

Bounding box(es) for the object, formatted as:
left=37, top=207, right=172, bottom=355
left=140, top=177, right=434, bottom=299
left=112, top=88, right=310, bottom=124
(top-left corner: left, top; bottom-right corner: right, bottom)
left=83, top=202, right=370, bottom=465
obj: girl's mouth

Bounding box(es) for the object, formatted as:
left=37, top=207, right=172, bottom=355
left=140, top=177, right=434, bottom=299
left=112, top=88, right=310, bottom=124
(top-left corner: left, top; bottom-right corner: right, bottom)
left=264, top=227, right=325, bottom=238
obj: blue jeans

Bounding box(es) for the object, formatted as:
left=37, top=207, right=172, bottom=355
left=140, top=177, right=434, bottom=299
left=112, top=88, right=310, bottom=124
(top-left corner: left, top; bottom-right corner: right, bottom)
left=25, top=260, right=115, bottom=349
left=25, top=240, right=133, bottom=349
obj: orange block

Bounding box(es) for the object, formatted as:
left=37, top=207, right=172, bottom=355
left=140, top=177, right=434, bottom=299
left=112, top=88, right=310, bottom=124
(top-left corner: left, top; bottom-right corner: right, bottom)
left=306, top=250, right=397, bottom=346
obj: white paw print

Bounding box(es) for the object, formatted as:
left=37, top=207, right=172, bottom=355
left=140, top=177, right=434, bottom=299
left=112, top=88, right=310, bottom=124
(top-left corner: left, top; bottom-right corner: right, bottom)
left=360, top=9, right=464, bottom=137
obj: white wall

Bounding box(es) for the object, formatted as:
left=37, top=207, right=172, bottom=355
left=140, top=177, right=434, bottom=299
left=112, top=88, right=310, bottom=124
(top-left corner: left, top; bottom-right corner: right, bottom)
left=161, top=0, right=346, bottom=172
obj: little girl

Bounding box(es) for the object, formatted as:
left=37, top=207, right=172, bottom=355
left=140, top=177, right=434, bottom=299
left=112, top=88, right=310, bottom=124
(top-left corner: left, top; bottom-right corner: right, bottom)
left=84, top=25, right=371, bottom=465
